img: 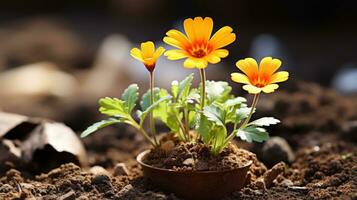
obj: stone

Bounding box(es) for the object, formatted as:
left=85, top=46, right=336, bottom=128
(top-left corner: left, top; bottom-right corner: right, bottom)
left=113, top=163, right=130, bottom=176
left=183, top=158, right=195, bottom=166
left=261, top=137, right=295, bottom=167
left=59, top=190, right=75, bottom=200
left=89, top=166, right=110, bottom=176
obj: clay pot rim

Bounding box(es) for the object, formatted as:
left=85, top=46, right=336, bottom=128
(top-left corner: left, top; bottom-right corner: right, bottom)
left=137, top=149, right=253, bottom=174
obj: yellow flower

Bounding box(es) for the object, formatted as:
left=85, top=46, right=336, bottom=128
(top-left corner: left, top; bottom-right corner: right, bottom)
left=231, top=57, right=289, bottom=94
left=130, top=41, right=165, bottom=72
left=163, top=17, right=236, bottom=69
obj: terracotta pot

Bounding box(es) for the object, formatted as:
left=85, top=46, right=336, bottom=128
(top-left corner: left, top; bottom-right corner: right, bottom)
left=137, top=150, right=252, bottom=200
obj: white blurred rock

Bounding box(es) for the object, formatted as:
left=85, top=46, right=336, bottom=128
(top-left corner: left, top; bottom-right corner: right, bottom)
left=0, top=62, right=78, bottom=98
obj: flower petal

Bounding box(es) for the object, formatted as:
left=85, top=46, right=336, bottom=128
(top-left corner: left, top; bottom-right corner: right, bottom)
left=231, top=72, right=250, bottom=84
left=165, top=29, right=189, bottom=48
left=153, top=46, right=165, bottom=60
left=209, top=26, right=236, bottom=49
left=202, top=17, right=213, bottom=42
left=164, top=49, right=188, bottom=60
left=192, top=17, right=213, bottom=42
left=259, top=57, right=282, bottom=78
left=130, top=48, right=143, bottom=62
left=184, top=18, right=196, bottom=42
left=183, top=58, right=197, bottom=68
left=141, top=41, right=155, bottom=58
left=196, top=59, right=208, bottom=69
left=261, top=84, right=279, bottom=93
left=242, top=84, right=262, bottom=94
left=206, top=54, right=221, bottom=64
left=163, top=37, right=182, bottom=49
left=211, top=49, right=229, bottom=58
left=270, top=71, right=289, bottom=83
left=236, top=58, right=259, bottom=79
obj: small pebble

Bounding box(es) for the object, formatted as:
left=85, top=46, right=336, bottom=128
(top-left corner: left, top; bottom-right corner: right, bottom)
left=89, top=166, right=110, bottom=176
left=183, top=158, right=195, bottom=166
left=113, top=163, right=130, bottom=176
left=59, top=190, right=75, bottom=200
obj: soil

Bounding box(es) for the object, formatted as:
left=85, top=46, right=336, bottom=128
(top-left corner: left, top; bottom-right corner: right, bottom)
left=0, top=81, right=357, bottom=200
left=143, top=142, right=254, bottom=172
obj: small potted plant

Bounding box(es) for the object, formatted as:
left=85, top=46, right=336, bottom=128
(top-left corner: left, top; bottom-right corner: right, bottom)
left=81, top=17, right=289, bottom=200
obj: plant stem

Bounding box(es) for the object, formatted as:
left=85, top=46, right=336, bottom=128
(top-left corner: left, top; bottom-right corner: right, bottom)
left=130, top=118, right=156, bottom=147
left=199, top=68, right=206, bottom=110
left=149, top=71, right=159, bottom=146
left=225, top=93, right=260, bottom=143
left=241, top=94, right=260, bottom=128
left=184, top=108, right=190, bottom=140
left=197, top=68, right=206, bottom=142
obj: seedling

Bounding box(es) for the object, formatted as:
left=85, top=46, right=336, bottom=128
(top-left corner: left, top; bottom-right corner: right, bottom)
left=81, top=17, right=289, bottom=155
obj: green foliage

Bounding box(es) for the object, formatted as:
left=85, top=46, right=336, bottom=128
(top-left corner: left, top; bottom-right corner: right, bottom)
left=81, top=118, right=121, bottom=138
left=82, top=74, right=281, bottom=156
left=236, top=126, right=269, bottom=142
left=121, top=84, right=139, bottom=113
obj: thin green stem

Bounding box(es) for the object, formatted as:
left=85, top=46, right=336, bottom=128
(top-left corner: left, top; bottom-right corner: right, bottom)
left=184, top=108, right=190, bottom=140
left=241, top=94, right=260, bottom=128
left=130, top=118, right=156, bottom=147
left=199, top=68, right=206, bottom=110
left=224, top=94, right=260, bottom=144
left=175, top=112, right=189, bottom=142
left=149, top=71, right=159, bottom=146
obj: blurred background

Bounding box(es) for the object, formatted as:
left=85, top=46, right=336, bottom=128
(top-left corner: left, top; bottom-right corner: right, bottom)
left=0, top=0, right=356, bottom=131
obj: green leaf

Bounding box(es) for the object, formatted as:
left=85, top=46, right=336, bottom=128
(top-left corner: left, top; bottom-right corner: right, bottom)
left=236, top=126, right=269, bottom=142
left=205, top=81, right=232, bottom=104
left=166, top=103, right=181, bottom=132
left=197, top=115, right=213, bottom=143
left=203, top=104, right=225, bottom=126
left=121, top=84, right=139, bottom=113
left=249, top=117, right=280, bottom=126
left=140, top=88, right=170, bottom=123
left=186, top=88, right=200, bottom=104
left=99, top=97, right=129, bottom=117
left=81, top=118, right=121, bottom=138
left=225, top=97, right=247, bottom=107
left=178, top=73, right=194, bottom=100
left=211, top=126, right=227, bottom=155
left=139, top=95, right=172, bottom=124
left=233, top=107, right=252, bottom=123
left=140, top=88, right=159, bottom=111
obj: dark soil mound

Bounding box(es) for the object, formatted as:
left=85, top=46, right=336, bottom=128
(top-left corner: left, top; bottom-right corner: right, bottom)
left=143, top=142, right=262, bottom=172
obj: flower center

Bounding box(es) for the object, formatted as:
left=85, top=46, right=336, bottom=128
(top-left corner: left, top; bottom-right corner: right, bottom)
left=192, top=49, right=206, bottom=58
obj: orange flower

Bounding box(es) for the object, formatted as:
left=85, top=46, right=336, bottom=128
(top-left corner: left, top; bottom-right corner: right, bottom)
left=163, top=17, right=236, bottom=69
left=130, top=41, right=165, bottom=72
left=231, top=57, right=289, bottom=94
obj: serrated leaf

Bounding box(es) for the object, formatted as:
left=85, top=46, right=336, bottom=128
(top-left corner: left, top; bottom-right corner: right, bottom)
left=99, top=97, right=129, bottom=117
left=205, top=81, right=232, bottom=104
left=233, top=107, right=252, bottom=123
left=81, top=118, right=121, bottom=138
left=225, top=97, right=247, bottom=107
left=197, top=115, right=213, bottom=143
left=186, top=88, right=200, bottom=104
left=121, top=84, right=139, bottom=113
left=249, top=117, right=280, bottom=126
left=139, top=95, right=172, bottom=125
left=203, top=104, right=225, bottom=126
left=140, top=88, right=159, bottom=111
left=178, top=73, right=194, bottom=100
left=166, top=103, right=181, bottom=132
left=140, top=88, right=170, bottom=123
left=236, top=126, right=269, bottom=142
